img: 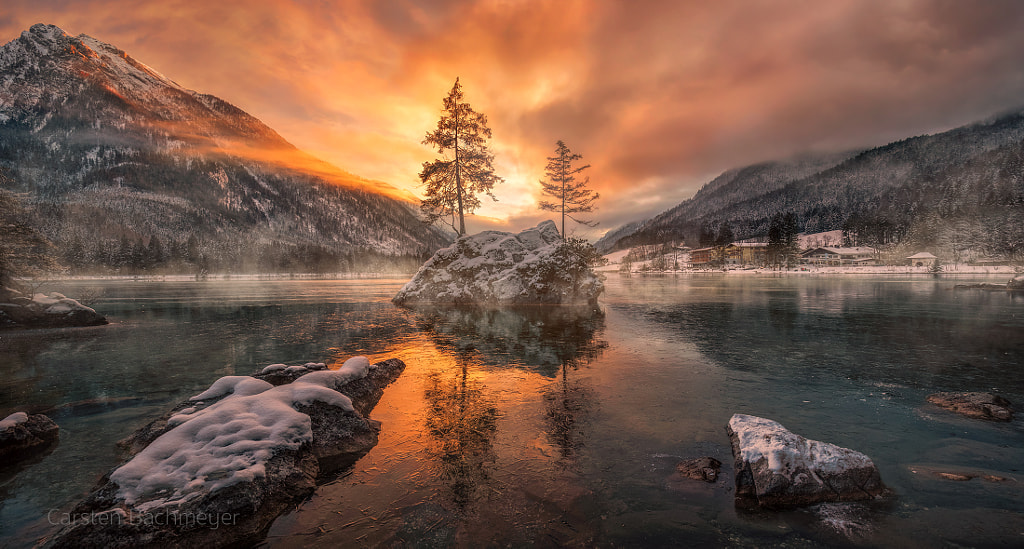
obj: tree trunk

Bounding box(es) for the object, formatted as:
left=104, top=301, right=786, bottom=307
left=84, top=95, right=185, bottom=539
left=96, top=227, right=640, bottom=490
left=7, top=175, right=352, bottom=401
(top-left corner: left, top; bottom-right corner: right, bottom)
left=454, top=105, right=465, bottom=236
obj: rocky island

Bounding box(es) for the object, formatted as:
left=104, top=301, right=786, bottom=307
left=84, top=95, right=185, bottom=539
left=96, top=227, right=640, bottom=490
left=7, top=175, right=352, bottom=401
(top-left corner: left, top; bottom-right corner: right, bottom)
left=393, top=220, right=603, bottom=306
left=0, top=287, right=107, bottom=329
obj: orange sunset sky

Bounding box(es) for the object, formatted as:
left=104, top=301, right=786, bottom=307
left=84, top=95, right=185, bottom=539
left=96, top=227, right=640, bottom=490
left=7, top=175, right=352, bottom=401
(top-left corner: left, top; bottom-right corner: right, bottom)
left=4, top=0, right=1024, bottom=238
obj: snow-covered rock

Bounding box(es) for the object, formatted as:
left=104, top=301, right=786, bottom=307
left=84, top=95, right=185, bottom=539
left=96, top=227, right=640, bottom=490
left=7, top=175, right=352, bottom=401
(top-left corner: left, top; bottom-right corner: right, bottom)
left=393, top=220, right=603, bottom=306
left=1008, top=275, right=1024, bottom=290
left=0, top=411, right=59, bottom=462
left=47, top=357, right=405, bottom=548
left=0, top=289, right=107, bottom=328
left=727, top=414, right=887, bottom=509
left=926, top=392, right=1013, bottom=421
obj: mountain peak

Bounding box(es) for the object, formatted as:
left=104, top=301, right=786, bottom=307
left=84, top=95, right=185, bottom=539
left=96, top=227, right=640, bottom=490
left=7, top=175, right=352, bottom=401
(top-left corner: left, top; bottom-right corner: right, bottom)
left=2, top=23, right=184, bottom=99
left=25, top=23, right=69, bottom=44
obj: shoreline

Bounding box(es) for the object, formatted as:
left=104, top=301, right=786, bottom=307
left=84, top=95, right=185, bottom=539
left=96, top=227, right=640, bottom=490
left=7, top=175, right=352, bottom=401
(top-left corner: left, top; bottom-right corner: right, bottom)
left=598, top=264, right=1019, bottom=276
left=16, top=272, right=416, bottom=283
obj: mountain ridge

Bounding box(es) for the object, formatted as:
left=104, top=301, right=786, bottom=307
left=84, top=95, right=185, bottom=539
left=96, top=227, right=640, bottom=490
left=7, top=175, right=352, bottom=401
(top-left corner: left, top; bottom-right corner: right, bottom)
left=0, top=24, right=449, bottom=274
left=596, top=106, right=1024, bottom=259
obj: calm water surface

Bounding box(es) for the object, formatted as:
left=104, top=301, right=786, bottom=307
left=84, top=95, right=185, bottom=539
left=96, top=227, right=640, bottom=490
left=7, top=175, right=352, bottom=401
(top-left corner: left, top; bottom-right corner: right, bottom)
left=1, top=274, right=1023, bottom=547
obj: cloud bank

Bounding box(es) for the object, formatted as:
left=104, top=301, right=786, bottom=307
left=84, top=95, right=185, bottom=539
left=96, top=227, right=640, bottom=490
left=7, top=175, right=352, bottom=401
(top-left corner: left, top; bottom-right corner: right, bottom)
left=4, top=0, right=1024, bottom=236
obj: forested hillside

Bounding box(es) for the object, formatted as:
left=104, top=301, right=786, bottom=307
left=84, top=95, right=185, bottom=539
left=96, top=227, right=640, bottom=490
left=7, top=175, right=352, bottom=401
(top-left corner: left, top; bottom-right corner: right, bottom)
left=0, top=24, right=450, bottom=275
left=598, top=110, right=1024, bottom=262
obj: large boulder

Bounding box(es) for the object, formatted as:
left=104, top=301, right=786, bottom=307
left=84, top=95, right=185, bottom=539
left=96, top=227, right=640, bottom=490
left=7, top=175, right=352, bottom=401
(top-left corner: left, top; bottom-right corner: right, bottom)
left=393, top=221, right=603, bottom=306
left=44, top=357, right=405, bottom=548
left=1007, top=275, right=1024, bottom=290
left=727, top=414, right=887, bottom=509
left=926, top=392, right=1013, bottom=421
left=0, top=411, right=59, bottom=462
left=0, top=289, right=107, bottom=329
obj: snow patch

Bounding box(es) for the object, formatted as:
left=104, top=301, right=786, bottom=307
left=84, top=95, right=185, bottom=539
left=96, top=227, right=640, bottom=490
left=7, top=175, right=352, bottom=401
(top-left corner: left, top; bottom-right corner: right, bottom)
left=0, top=412, right=29, bottom=430
left=189, top=376, right=273, bottom=401
left=728, top=414, right=874, bottom=476
left=110, top=358, right=370, bottom=509
left=260, top=364, right=287, bottom=374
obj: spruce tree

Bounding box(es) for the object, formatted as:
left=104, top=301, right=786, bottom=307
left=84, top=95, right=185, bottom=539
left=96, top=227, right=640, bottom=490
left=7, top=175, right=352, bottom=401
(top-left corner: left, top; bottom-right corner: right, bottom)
left=539, top=140, right=599, bottom=239
left=419, top=78, right=502, bottom=235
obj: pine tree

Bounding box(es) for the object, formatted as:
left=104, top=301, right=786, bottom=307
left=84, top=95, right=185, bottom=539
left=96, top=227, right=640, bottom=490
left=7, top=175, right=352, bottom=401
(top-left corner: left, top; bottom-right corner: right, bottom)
left=767, top=212, right=800, bottom=267
left=419, top=78, right=503, bottom=235
left=539, top=140, right=599, bottom=239
left=0, top=189, right=60, bottom=290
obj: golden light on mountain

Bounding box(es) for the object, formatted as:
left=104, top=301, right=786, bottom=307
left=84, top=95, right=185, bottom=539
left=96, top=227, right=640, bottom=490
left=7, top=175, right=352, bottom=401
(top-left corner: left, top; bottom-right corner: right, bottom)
left=4, top=0, right=1024, bottom=235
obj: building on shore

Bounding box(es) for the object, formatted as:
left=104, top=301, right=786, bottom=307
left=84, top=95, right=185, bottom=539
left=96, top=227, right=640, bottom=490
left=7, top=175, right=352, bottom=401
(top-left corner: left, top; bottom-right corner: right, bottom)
left=906, top=252, right=939, bottom=267
left=801, top=246, right=878, bottom=266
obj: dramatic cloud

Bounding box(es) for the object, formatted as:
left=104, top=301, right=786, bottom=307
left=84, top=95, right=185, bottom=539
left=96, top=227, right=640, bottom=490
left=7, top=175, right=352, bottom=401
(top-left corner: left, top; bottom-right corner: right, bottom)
left=5, top=0, right=1024, bottom=237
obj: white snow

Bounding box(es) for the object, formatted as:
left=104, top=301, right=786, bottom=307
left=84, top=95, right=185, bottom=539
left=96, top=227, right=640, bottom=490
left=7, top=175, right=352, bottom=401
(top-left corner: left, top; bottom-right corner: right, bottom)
left=729, top=414, right=873, bottom=477
left=260, top=364, right=288, bottom=374
left=189, top=376, right=273, bottom=401
left=0, top=412, right=29, bottom=430
left=109, top=357, right=372, bottom=509
left=395, top=220, right=602, bottom=305
left=30, top=292, right=98, bottom=315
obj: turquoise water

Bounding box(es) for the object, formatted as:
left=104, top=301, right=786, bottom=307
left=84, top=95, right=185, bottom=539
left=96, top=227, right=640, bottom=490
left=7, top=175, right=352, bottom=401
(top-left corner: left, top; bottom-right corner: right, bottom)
left=1, top=275, right=1022, bottom=547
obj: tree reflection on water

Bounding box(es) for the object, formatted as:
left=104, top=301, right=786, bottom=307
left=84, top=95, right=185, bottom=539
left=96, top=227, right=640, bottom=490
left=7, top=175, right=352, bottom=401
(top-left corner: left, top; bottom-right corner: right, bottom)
left=423, top=352, right=499, bottom=509
left=410, top=304, right=607, bottom=509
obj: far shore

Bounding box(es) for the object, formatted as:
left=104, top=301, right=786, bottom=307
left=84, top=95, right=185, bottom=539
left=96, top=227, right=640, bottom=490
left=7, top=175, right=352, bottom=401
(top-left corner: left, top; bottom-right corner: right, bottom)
left=16, top=272, right=417, bottom=284
left=598, top=264, right=1020, bottom=276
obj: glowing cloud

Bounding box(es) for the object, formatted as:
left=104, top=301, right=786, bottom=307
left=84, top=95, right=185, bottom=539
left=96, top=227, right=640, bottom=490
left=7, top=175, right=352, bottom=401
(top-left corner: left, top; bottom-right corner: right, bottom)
left=4, top=0, right=1024, bottom=234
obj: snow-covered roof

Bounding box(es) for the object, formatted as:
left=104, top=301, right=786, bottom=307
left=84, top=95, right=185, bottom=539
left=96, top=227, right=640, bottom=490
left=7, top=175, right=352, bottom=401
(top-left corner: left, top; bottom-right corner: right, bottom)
left=802, top=246, right=876, bottom=255
left=906, top=252, right=938, bottom=259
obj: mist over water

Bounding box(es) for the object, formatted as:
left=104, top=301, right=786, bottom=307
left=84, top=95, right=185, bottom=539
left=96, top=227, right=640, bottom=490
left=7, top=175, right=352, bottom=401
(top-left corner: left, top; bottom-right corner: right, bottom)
left=2, top=275, right=1022, bottom=547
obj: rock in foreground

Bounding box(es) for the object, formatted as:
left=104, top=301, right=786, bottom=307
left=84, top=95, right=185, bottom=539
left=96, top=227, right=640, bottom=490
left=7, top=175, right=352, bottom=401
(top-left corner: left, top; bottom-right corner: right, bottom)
left=0, top=412, right=59, bottom=463
left=926, top=392, right=1013, bottom=421
left=44, top=357, right=405, bottom=549
left=0, top=288, right=107, bottom=329
left=676, top=457, right=721, bottom=482
left=393, top=220, right=603, bottom=306
left=727, top=414, right=886, bottom=509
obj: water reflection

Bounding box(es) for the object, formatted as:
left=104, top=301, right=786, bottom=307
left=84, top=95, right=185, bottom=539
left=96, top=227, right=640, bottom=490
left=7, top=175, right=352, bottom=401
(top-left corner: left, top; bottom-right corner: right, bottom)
left=423, top=354, right=499, bottom=509
left=409, top=304, right=607, bottom=506
left=408, top=305, right=607, bottom=377
left=543, top=363, right=598, bottom=463
left=638, top=277, right=1024, bottom=393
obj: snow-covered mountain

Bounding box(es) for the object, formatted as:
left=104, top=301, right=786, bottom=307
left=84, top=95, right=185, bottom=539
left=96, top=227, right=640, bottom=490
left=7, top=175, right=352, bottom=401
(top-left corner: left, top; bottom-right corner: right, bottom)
left=597, top=111, right=1024, bottom=258
left=0, top=24, right=449, bottom=273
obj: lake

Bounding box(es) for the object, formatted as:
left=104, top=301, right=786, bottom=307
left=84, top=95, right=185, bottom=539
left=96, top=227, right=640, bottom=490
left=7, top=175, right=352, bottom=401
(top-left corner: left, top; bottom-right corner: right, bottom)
left=2, top=274, right=1023, bottom=547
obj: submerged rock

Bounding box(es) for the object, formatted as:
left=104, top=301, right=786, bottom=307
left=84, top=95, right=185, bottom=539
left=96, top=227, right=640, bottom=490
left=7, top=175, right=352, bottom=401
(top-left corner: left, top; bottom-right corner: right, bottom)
left=676, top=457, right=721, bottom=482
left=0, top=288, right=107, bottom=329
left=44, top=357, right=405, bottom=549
left=393, top=220, right=603, bottom=306
left=925, top=392, right=1013, bottom=421
left=727, top=414, right=887, bottom=509
left=0, top=412, right=59, bottom=463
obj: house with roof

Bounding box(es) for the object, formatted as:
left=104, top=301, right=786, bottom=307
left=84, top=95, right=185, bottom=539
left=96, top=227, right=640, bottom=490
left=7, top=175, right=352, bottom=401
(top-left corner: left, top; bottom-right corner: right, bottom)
left=689, top=247, right=717, bottom=267
left=728, top=242, right=769, bottom=265
left=906, top=252, right=939, bottom=267
left=800, top=246, right=878, bottom=266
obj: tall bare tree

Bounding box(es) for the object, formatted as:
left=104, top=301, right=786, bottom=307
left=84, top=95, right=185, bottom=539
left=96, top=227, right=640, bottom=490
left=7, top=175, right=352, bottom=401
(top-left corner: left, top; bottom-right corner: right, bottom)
left=419, top=78, right=502, bottom=235
left=539, top=140, right=598, bottom=239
